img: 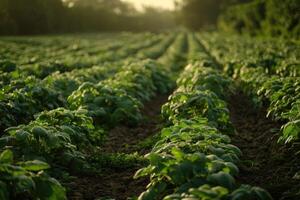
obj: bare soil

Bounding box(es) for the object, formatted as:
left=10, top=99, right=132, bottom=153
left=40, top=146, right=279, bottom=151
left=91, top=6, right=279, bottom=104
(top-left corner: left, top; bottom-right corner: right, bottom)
left=228, top=91, right=300, bottom=200
left=102, top=95, right=168, bottom=154
left=68, top=95, right=169, bottom=200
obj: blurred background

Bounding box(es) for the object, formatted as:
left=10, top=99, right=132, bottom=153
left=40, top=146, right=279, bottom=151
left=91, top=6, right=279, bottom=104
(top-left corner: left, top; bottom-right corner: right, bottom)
left=0, top=0, right=299, bottom=39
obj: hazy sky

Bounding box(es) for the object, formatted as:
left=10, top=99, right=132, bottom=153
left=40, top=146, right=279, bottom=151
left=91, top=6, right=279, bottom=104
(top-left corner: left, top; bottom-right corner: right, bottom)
left=123, top=0, right=175, bottom=10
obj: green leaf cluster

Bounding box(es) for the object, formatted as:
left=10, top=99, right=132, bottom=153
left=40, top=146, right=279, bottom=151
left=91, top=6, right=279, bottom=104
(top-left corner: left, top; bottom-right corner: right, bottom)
left=0, top=149, right=66, bottom=200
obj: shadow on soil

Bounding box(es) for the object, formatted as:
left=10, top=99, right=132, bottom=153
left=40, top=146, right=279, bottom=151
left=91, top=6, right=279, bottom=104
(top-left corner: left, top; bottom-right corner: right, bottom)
left=228, top=91, right=300, bottom=200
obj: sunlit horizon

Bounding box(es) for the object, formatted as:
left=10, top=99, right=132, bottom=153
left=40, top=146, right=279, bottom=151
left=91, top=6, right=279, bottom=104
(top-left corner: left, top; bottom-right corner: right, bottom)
left=123, top=0, right=175, bottom=10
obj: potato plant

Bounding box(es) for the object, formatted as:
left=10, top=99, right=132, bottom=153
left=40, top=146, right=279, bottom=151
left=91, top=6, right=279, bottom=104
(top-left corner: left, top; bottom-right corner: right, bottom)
left=0, top=149, right=66, bottom=200
left=135, top=62, right=272, bottom=199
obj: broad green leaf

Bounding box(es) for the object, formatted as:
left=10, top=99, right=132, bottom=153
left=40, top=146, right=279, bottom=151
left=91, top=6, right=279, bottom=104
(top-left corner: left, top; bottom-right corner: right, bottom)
left=252, top=187, right=273, bottom=200
left=19, top=160, right=50, bottom=171
left=0, top=150, right=13, bottom=164
left=207, top=172, right=235, bottom=189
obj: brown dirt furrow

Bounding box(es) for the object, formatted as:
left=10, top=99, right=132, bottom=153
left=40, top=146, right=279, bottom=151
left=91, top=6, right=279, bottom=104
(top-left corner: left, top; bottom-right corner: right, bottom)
left=68, top=94, right=169, bottom=200
left=68, top=167, right=148, bottom=200
left=102, top=94, right=168, bottom=154
left=228, top=91, right=300, bottom=200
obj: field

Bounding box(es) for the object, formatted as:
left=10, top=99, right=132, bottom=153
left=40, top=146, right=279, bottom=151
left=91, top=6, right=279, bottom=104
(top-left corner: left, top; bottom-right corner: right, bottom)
left=0, top=32, right=299, bottom=200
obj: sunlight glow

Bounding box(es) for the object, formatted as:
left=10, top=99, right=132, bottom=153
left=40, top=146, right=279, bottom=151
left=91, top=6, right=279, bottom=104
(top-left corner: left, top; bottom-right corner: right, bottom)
left=123, top=0, right=175, bottom=10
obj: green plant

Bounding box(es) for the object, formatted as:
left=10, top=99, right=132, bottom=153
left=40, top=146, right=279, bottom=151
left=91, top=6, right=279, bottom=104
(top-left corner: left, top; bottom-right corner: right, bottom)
left=1, top=108, right=105, bottom=171
left=0, top=149, right=66, bottom=200
left=162, top=90, right=233, bottom=133
left=68, top=82, right=142, bottom=127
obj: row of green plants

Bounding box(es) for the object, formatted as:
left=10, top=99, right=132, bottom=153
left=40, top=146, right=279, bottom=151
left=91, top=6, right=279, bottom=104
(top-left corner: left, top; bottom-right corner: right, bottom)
left=198, top=32, right=300, bottom=144
left=158, top=33, right=188, bottom=73
left=68, top=60, right=173, bottom=127
left=187, top=34, right=211, bottom=65
left=137, top=34, right=176, bottom=60
left=0, top=58, right=174, bottom=199
left=0, top=34, right=154, bottom=88
left=0, top=149, right=66, bottom=200
left=42, top=62, right=122, bottom=98
left=198, top=32, right=299, bottom=78
left=238, top=67, right=300, bottom=143
left=0, top=106, right=108, bottom=199
left=0, top=33, right=180, bottom=199
left=0, top=34, right=122, bottom=76
left=0, top=33, right=165, bottom=84
left=0, top=63, right=121, bottom=132
left=0, top=33, right=161, bottom=78
left=0, top=75, right=66, bottom=132
left=0, top=33, right=179, bottom=132
left=135, top=59, right=272, bottom=199
left=0, top=32, right=202, bottom=199
left=43, top=33, right=179, bottom=99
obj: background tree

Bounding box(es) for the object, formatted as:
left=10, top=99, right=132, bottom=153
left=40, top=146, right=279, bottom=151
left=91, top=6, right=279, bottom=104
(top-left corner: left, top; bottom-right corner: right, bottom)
left=0, top=0, right=176, bottom=35
left=218, top=0, right=300, bottom=39
left=175, top=0, right=251, bottom=30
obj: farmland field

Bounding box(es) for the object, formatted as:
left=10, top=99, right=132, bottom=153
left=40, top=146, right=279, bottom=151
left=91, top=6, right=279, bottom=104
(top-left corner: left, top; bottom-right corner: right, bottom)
left=0, top=32, right=299, bottom=200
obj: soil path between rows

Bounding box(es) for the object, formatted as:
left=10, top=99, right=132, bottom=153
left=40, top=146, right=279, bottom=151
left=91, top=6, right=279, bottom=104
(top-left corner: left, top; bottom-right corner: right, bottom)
left=68, top=94, right=169, bottom=200
left=228, top=91, right=300, bottom=200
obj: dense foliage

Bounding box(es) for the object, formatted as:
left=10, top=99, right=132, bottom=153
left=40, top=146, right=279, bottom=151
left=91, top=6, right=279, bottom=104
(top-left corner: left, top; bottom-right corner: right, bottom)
left=0, top=33, right=179, bottom=199
left=0, top=150, right=66, bottom=200
left=176, top=0, right=299, bottom=39
left=0, top=32, right=298, bottom=199
left=218, top=0, right=300, bottom=39
left=136, top=60, right=271, bottom=199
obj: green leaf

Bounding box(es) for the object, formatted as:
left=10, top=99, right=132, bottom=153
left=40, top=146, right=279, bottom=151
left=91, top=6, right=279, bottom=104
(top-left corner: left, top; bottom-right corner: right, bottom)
left=134, top=166, right=153, bottom=179
left=34, top=178, right=54, bottom=199
left=19, top=160, right=50, bottom=171
left=171, top=148, right=185, bottom=160
left=33, top=176, right=66, bottom=199
left=224, top=162, right=239, bottom=176
left=0, top=150, right=13, bottom=164
left=16, top=175, right=35, bottom=193
left=47, top=178, right=67, bottom=200
left=231, top=185, right=272, bottom=200
left=207, top=172, right=235, bottom=189
left=252, top=187, right=273, bottom=200
left=15, top=130, right=30, bottom=142
left=32, top=126, right=48, bottom=138
left=280, top=120, right=300, bottom=143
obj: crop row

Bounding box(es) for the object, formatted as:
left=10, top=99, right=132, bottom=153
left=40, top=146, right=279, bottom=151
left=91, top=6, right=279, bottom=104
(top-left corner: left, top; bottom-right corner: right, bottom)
left=0, top=32, right=189, bottom=199
left=68, top=60, right=172, bottom=127
left=0, top=33, right=179, bottom=132
left=0, top=33, right=165, bottom=79
left=0, top=33, right=176, bottom=90
left=137, top=34, right=176, bottom=60
left=238, top=67, right=300, bottom=143
left=0, top=63, right=118, bottom=132
left=158, top=33, right=188, bottom=73
left=135, top=36, right=272, bottom=199
left=0, top=58, right=174, bottom=199
left=136, top=63, right=272, bottom=200
left=0, top=33, right=150, bottom=67
left=198, top=32, right=300, bottom=78
left=198, top=32, right=300, bottom=144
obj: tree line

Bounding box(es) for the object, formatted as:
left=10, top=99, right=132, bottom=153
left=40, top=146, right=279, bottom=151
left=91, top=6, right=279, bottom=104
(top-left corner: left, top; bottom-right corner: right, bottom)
left=1, top=0, right=299, bottom=39
left=0, top=0, right=175, bottom=35
left=176, top=0, right=300, bottom=39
